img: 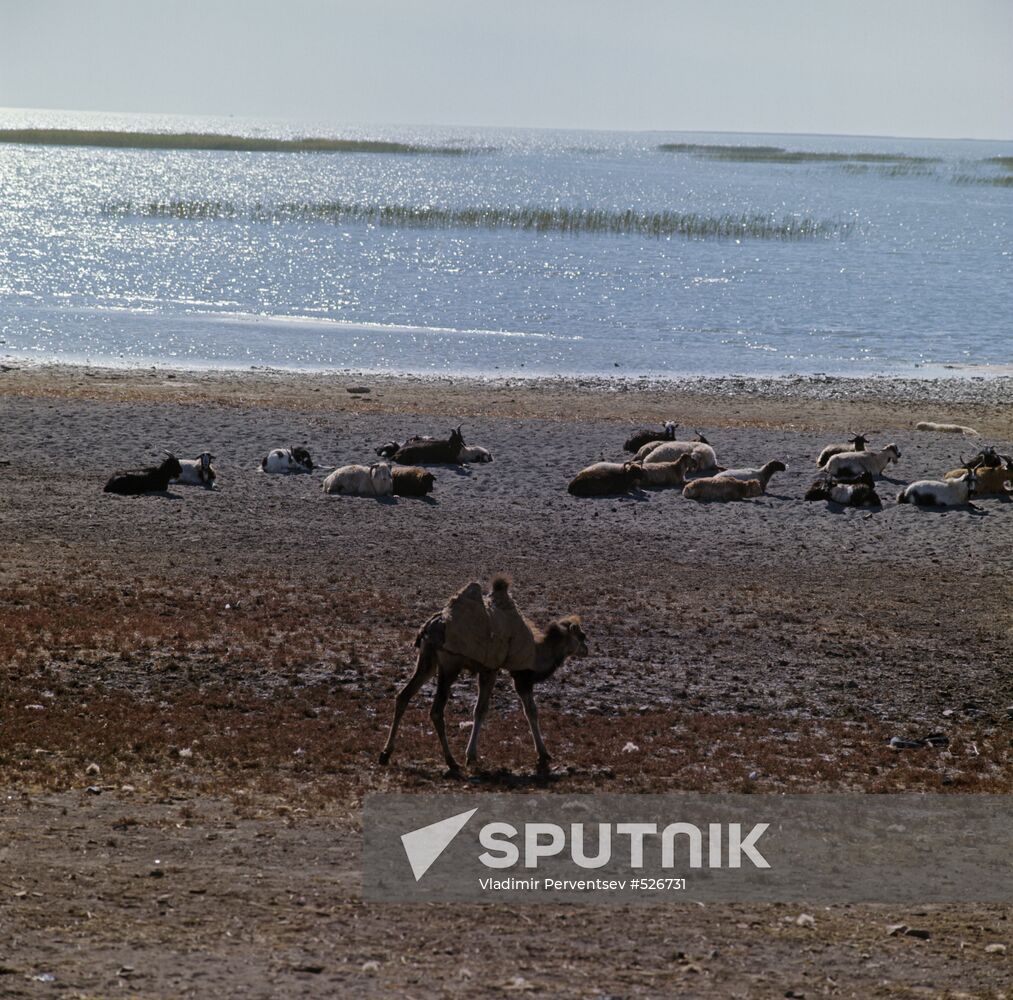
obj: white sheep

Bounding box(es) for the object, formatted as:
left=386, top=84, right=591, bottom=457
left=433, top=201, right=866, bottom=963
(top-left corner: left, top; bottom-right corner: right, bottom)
left=322, top=462, right=393, bottom=497
left=824, top=444, right=900, bottom=480
left=175, top=452, right=216, bottom=488
left=261, top=447, right=314, bottom=474
left=897, top=470, right=978, bottom=508
left=683, top=477, right=763, bottom=501
left=641, top=441, right=718, bottom=471
left=715, top=460, right=786, bottom=492
left=459, top=445, right=493, bottom=463
left=915, top=421, right=980, bottom=436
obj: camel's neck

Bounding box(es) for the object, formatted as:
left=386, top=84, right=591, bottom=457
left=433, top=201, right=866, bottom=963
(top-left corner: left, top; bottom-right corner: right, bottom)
left=532, top=637, right=568, bottom=679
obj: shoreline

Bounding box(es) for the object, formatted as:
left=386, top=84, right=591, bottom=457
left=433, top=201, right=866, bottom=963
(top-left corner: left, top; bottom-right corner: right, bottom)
left=3, top=358, right=1011, bottom=436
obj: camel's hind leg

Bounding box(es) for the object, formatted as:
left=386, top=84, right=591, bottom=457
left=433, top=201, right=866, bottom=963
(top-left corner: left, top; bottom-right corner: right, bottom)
left=430, top=665, right=463, bottom=774
left=378, top=643, right=438, bottom=765
left=465, top=669, right=497, bottom=766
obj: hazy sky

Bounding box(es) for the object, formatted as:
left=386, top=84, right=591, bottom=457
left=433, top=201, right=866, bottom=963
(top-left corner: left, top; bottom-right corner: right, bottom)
left=2, top=0, right=1010, bottom=139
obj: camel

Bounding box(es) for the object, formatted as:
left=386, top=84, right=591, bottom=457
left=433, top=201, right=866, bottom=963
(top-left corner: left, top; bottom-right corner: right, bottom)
left=378, top=577, right=589, bottom=774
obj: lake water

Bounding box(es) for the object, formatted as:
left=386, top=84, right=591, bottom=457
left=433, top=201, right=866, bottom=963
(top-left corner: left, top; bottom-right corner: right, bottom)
left=1, top=108, right=1010, bottom=378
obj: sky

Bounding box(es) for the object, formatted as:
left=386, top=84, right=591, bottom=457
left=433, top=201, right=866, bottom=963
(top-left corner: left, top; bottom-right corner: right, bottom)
left=1, top=0, right=1010, bottom=140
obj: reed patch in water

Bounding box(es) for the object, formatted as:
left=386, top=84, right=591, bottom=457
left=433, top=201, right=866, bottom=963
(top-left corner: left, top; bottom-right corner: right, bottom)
left=99, top=199, right=852, bottom=240
left=658, top=143, right=940, bottom=165
left=0, top=128, right=477, bottom=155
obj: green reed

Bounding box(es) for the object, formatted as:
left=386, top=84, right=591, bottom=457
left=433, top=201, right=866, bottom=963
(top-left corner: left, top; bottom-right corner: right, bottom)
left=0, top=128, right=476, bottom=155
left=659, top=143, right=940, bottom=165
left=99, top=199, right=852, bottom=240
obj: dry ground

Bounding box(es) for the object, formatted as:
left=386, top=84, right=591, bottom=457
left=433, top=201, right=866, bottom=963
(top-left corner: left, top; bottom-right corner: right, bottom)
left=0, top=364, right=1010, bottom=998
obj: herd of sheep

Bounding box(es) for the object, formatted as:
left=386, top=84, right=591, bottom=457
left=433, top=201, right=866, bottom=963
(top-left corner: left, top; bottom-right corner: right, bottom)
left=101, top=419, right=1012, bottom=511
left=567, top=422, right=1011, bottom=509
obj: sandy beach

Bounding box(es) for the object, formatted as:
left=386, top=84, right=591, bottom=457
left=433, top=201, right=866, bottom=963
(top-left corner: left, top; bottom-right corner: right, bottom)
left=1, top=362, right=1011, bottom=997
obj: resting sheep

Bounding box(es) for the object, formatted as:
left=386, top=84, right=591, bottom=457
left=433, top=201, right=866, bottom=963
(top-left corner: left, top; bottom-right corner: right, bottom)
left=897, top=469, right=978, bottom=508
left=261, top=447, right=314, bottom=474
left=715, top=460, right=786, bottom=492
left=175, top=452, right=216, bottom=488
left=683, top=477, right=763, bottom=501
left=817, top=434, right=868, bottom=467
left=322, top=462, right=393, bottom=497
left=639, top=440, right=719, bottom=472
left=568, top=461, right=643, bottom=497
left=624, top=421, right=678, bottom=454
left=378, top=576, right=589, bottom=773
left=805, top=472, right=882, bottom=507
left=391, top=466, right=435, bottom=497
left=104, top=453, right=182, bottom=495
left=824, top=444, right=900, bottom=480
left=915, top=421, right=980, bottom=436
left=633, top=454, right=694, bottom=488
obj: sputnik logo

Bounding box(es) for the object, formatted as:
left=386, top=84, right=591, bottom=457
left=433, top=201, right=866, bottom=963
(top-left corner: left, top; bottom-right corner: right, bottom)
left=400, top=807, right=478, bottom=881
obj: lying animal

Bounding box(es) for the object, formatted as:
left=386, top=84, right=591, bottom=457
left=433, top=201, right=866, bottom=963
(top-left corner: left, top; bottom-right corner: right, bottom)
left=825, top=444, right=900, bottom=480
left=715, top=459, right=786, bottom=492
left=897, top=469, right=978, bottom=508
left=633, top=454, right=694, bottom=488
left=261, top=447, right=314, bottom=474
left=176, top=452, right=216, bottom=488
left=817, top=434, right=868, bottom=467
left=378, top=576, right=588, bottom=773
left=104, top=453, right=182, bottom=495
left=322, top=462, right=393, bottom=497
left=915, top=421, right=980, bottom=436
left=393, top=427, right=466, bottom=465
left=943, top=450, right=1011, bottom=496
left=639, top=440, right=718, bottom=472
left=682, top=477, right=763, bottom=501
left=568, top=461, right=644, bottom=497
left=391, top=466, right=435, bottom=497
left=805, top=471, right=881, bottom=507
left=624, top=421, right=678, bottom=454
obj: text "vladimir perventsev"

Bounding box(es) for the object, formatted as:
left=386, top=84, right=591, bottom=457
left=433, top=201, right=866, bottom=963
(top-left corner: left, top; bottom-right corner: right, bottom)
left=476, top=821, right=771, bottom=870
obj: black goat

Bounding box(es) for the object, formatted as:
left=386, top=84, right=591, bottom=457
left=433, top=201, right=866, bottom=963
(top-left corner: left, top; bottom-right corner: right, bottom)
left=104, top=453, right=182, bottom=495
left=392, top=427, right=466, bottom=465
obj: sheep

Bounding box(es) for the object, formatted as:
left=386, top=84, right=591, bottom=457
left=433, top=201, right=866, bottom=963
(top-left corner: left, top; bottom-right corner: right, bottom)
left=632, top=454, right=694, bottom=488
left=817, top=434, right=868, bottom=467
left=175, top=452, right=216, bottom=488
left=641, top=440, right=719, bottom=472
left=715, top=459, right=786, bottom=492
left=624, top=421, right=678, bottom=453
left=805, top=472, right=882, bottom=507
left=393, top=427, right=466, bottom=465
left=824, top=443, right=900, bottom=480
left=322, top=462, right=393, bottom=497
left=568, top=461, right=643, bottom=497
left=897, top=469, right=978, bottom=508
left=391, top=466, right=435, bottom=497
left=915, top=421, right=980, bottom=436
left=104, top=453, right=182, bottom=495
left=682, top=477, right=763, bottom=501
left=261, top=446, right=314, bottom=474
left=458, top=445, right=493, bottom=463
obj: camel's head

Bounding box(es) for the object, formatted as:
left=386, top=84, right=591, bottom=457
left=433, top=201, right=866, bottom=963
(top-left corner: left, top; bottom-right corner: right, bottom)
left=546, top=616, right=588, bottom=660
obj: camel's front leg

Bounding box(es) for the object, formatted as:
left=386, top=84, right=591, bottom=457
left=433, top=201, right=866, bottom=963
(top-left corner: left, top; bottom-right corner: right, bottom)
left=378, top=645, right=437, bottom=765
left=514, top=683, right=551, bottom=772
left=430, top=667, right=462, bottom=774
left=465, top=670, right=497, bottom=766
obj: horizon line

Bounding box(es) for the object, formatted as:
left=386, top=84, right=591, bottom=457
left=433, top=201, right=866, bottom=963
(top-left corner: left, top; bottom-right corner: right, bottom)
left=1, top=104, right=1010, bottom=146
